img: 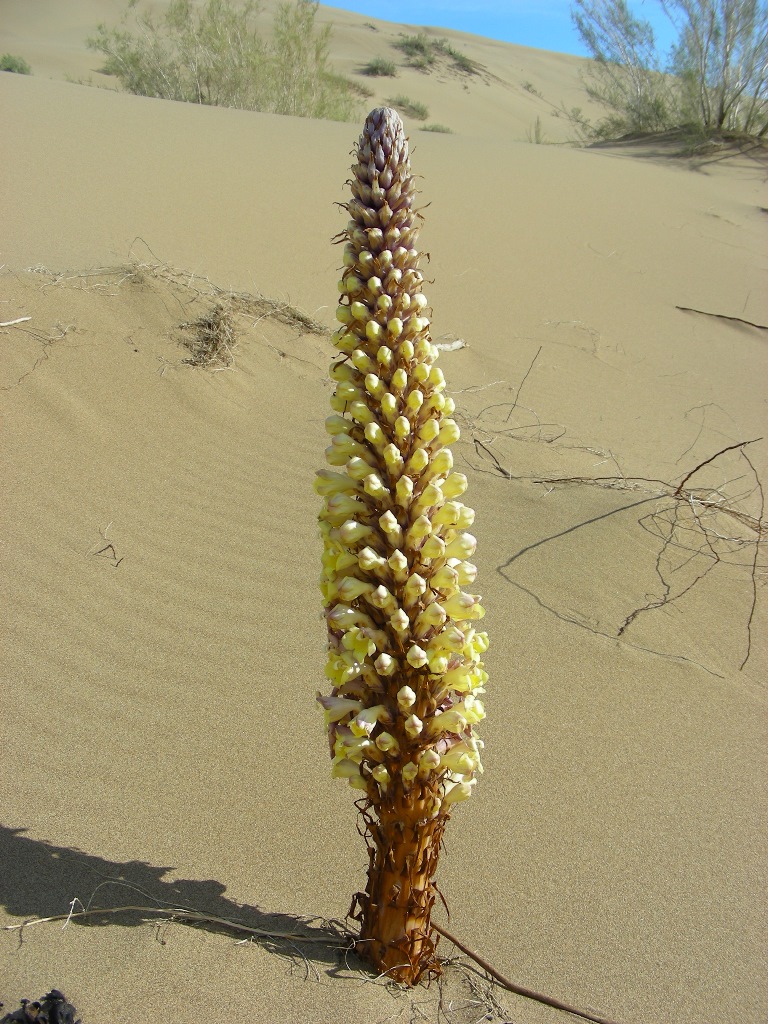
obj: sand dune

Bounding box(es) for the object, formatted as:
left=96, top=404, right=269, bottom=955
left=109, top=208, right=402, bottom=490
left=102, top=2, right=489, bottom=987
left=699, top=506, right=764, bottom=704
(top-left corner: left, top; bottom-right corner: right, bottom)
left=1, top=3, right=767, bottom=1022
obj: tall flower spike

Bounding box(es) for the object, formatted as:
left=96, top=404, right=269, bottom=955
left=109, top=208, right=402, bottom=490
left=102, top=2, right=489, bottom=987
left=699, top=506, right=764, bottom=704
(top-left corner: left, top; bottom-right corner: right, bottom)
left=317, top=108, right=489, bottom=985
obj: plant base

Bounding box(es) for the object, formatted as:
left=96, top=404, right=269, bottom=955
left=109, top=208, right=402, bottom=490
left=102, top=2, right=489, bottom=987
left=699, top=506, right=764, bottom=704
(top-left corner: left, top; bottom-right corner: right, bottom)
left=351, top=787, right=448, bottom=985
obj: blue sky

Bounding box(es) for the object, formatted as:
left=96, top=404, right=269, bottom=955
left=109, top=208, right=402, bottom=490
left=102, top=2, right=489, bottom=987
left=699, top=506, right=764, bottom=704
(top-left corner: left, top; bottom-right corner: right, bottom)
left=326, top=0, right=679, bottom=60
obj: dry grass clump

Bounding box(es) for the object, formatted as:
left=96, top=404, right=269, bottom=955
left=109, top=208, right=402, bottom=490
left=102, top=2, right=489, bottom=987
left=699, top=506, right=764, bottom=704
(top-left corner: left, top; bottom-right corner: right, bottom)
left=173, top=272, right=326, bottom=369
left=179, top=303, right=237, bottom=368
left=22, top=256, right=328, bottom=376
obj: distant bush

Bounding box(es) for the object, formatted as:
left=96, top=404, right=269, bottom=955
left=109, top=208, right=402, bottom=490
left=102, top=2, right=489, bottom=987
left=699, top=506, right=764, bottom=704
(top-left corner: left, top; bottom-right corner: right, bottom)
left=361, top=57, right=396, bottom=77
left=394, top=33, right=436, bottom=71
left=421, top=123, right=453, bottom=133
left=87, top=0, right=358, bottom=121
left=386, top=94, right=429, bottom=121
left=393, top=33, right=478, bottom=75
left=571, top=0, right=768, bottom=140
left=0, top=54, right=32, bottom=74
left=433, top=38, right=478, bottom=75
left=521, top=80, right=541, bottom=97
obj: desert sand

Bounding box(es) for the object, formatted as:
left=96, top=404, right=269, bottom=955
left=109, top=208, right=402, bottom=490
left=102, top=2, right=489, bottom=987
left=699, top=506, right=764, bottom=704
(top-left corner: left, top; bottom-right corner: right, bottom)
left=1, top=2, right=767, bottom=1022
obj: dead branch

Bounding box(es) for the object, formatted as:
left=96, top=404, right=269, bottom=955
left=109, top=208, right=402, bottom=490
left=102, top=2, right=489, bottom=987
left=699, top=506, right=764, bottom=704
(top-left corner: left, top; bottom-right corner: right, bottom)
left=740, top=450, right=764, bottom=670
left=1, top=905, right=338, bottom=944
left=433, top=923, right=625, bottom=1024
left=513, top=440, right=765, bottom=670
left=673, top=437, right=763, bottom=500
left=473, top=438, right=513, bottom=479
left=2, top=904, right=629, bottom=1024
left=506, top=344, right=542, bottom=422
left=675, top=306, right=768, bottom=330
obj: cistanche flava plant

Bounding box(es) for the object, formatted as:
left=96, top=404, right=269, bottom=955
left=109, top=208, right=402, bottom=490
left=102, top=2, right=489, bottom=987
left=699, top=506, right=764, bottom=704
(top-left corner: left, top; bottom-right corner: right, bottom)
left=316, top=107, right=488, bottom=985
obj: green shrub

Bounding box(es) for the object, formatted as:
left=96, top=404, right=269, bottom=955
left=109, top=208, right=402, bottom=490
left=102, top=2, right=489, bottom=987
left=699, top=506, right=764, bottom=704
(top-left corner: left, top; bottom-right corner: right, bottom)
left=571, top=0, right=673, bottom=138
left=394, top=33, right=435, bottom=70
left=268, top=0, right=356, bottom=119
left=87, top=0, right=357, bottom=121
left=571, top=0, right=768, bottom=140
left=432, top=39, right=478, bottom=75
left=393, top=33, right=478, bottom=76
left=0, top=54, right=32, bottom=74
left=421, top=123, right=452, bottom=133
left=386, top=94, right=429, bottom=121
left=361, top=57, right=396, bottom=77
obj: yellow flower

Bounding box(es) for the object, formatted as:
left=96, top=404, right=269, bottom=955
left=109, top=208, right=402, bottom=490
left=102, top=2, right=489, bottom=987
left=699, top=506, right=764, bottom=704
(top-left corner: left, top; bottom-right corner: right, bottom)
left=318, top=108, right=488, bottom=823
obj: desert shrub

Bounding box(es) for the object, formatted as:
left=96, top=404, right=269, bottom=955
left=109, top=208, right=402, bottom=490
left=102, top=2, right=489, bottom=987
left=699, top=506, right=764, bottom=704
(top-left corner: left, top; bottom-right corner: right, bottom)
left=267, top=0, right=356, bottom=119
left=421, top=123, right=453, bottom=133
left=87, top=0, right=357, bottom=120
left=665, top=0, right=768, bottom=137
left=432, top=38, right=478, bottom=75
left=386, top=94, right=429, bottom=120
left=393, top=33, right=477, bottom=75
left=571, top=0, right=675, bottom=137
left=361, top=57, right=396, bottom=76
left=521, top=80, right=542, bottom=96
left=394, top=33, right=436, bottom=70
left=0, top=53, right=32, bottom=74
left=571, top=0, right=768, bottom=140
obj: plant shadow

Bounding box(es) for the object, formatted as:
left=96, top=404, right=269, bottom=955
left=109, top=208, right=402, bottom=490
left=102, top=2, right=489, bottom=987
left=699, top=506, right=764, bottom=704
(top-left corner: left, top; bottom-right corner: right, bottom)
left=0, top=824, right=352, bottom=973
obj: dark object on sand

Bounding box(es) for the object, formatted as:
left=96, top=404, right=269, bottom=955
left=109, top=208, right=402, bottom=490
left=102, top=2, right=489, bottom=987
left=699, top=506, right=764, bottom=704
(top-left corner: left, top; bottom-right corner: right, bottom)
left=0, top=990, right=81, bottom=1024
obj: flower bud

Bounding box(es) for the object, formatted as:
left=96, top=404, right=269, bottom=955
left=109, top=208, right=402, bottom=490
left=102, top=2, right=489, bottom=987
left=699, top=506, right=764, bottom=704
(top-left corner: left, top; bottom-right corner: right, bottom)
left=404, top=714, right=423, bottom=738
left=406, top=645, right=428, bottom=668
left=445, top=533, right=477, bottom=559
left=442, top=473, right=468, bottom=499
left=395, top=476, right=414, bottom=506
left=358, top=546, right=386, bottom=573
left=437, top=419, right=460, bottom=445
left=405, top=447, right=430, bottom=475
left=375, top=731, right=399, bottom=753
left=420, top=535, right=446, bottom=560
left=375, top=653, right=398, bottom=676
left=397, top=685, right=416, bottom=709
left=418, top=748, right=441, bottom=775
left=387, top=549, right=408, bottom=580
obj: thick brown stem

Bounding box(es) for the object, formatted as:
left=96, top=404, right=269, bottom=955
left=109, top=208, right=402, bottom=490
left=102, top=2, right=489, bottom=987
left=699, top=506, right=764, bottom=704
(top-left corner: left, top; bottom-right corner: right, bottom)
left=354, top=782, right=447, bottom=984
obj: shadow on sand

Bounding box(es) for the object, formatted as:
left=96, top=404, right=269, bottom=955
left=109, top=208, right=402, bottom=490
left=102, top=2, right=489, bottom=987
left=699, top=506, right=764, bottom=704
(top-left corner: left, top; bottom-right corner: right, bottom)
left=0, top=824, right=351, bottom=972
